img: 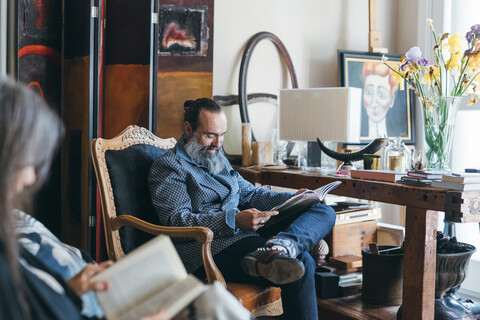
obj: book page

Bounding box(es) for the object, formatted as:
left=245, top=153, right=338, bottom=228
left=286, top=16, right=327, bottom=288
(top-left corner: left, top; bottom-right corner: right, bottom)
left=92, top=235, right=188, bottom=319
left=313, top=181, right=342, bottom=201
left=270, top=191, right=318, bottom=213
left=265, top=181, right=341, bottom=228
left=270, top=181, right=341, bottom=213
left=117, top=275, right=206, bottom=320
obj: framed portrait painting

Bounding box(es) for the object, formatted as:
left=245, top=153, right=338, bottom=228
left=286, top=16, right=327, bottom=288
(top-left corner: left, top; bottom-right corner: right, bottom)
left=338, top=50, right=415, bottom=144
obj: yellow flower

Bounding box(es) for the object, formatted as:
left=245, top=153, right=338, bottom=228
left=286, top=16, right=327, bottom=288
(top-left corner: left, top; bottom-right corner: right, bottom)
left=447, top=52, right=462, bottom=71
left=466, top=53, right=480, bottom=73
left=467, top=92, right=478, bottom=106
left=444, top=34, right=463, bottom=71
left=448, top=33, right=462, bottom=54
left=422, top=65, right=440, bottom=87
left=392, top=70, right=405, bottom=90
left=467, top=80, right=480, bottom=103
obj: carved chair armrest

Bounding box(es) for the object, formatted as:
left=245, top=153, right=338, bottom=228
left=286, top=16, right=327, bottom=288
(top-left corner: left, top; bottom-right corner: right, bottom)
left=111, top=215, right=226, bottom=287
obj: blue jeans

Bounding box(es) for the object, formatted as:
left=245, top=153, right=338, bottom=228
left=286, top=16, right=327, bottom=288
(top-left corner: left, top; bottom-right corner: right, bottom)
left=195, top=203, right=336, bottom=320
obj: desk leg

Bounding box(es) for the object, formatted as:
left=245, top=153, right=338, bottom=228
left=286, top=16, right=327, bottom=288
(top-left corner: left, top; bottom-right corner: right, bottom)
left=402, top=207, right=437, bottom=320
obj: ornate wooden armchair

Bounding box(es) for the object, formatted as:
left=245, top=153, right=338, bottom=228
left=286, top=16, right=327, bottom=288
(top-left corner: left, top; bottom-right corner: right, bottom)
left=90, top=125, right=282, bottom=317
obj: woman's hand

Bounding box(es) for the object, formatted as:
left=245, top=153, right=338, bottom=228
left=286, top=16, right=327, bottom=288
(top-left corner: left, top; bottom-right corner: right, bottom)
left=67, top=260, right=113, bottom=296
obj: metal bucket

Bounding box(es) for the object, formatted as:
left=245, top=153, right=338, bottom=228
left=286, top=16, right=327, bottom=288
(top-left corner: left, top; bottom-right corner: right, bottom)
left=362, top=245, right=404, bottom=306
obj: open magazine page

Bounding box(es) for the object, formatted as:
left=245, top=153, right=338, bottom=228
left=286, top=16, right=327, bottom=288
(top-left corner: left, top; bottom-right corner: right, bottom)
left=270, top=192, right=319, bottom=213
left=92, top=235, right=189, bottom=319
left=265, top=181, right=341, bottom=227
left=270, top=181, right=341, bottom=213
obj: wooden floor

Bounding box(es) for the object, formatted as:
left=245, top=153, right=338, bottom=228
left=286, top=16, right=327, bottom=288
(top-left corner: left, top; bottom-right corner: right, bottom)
left=317, top=294, right=400, bottom=320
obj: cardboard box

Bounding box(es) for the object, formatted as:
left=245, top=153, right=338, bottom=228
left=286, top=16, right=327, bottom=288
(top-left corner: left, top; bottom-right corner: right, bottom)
left=326, top=220, right=377, bottom=258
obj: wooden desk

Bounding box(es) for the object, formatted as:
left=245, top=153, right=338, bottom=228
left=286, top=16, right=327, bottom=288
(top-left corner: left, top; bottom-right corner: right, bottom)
left=236, top=166, right=480, bottom=320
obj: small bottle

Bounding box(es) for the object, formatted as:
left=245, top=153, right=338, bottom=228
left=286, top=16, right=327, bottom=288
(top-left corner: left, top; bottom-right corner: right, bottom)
left=379, top=139, right=391, bottom=170
left=271, top=128, right=287, bottom=165
left=382, top=137, right=411, bottom=172
left=412, top=149, right=426, bottom=171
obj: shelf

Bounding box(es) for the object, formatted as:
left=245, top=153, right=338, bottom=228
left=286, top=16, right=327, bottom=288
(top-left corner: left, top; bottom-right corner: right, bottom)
left=317, top=294, right=399, bottom=320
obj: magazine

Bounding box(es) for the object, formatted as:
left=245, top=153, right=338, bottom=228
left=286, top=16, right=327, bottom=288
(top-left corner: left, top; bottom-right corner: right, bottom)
left=263, top=181, right=341, bottom=227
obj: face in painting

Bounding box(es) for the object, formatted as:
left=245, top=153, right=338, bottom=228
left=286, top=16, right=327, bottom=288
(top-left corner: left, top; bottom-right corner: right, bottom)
left=363, top=74, right=395, bottom=123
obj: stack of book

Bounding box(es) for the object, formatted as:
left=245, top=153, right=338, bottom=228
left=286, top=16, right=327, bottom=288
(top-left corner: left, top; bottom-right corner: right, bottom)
left=400, top=170, right=444, bottom=186
left=329, top=255, right=362, bottom=270
left=406, top=170, right=444, bottom=179
left=319, top=255, right=363, bottom=275
left=350, top=169, right=405, bottom=182
left=334, top=207, right=381, bottom=225
left=431, top=173, right=480, bottom=191
left=338, top=272, right=362, bottom=297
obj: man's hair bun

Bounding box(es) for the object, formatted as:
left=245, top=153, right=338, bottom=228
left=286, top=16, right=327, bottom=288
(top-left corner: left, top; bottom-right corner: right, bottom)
left=184, top=100, right=194, bottom=111
left=183, top=98, right=222, bottom=132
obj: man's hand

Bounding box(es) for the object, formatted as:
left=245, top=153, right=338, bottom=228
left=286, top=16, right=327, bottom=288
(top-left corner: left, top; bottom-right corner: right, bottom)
left=235, top=208, right=279, bottom=231
left=67, top=260, right=113, bottom=296
left=294, top=188, right=309, bottom=196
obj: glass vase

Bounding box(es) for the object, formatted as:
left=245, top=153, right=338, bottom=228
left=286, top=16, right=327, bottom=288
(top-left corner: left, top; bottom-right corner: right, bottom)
left=422, top=96, right=461, bottom=172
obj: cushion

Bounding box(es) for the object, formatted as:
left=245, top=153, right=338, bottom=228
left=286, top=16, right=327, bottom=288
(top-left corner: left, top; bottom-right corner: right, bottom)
left=105, top=144, right=168, bottom=253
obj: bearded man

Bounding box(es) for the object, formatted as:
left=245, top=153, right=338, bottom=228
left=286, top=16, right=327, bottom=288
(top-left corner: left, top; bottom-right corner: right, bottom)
left=148, top=98, right=336, bottom=320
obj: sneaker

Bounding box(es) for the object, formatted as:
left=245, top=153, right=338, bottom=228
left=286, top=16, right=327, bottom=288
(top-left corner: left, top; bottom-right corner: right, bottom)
left=240, top=247, right=305, bottom=285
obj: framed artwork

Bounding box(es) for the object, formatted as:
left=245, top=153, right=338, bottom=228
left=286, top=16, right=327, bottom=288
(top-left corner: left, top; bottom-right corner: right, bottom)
left=156, top=0, right=214, bottom=141
left=158, top=5, right=208, bottom=56
left=338, top=50, right=415, bottom=144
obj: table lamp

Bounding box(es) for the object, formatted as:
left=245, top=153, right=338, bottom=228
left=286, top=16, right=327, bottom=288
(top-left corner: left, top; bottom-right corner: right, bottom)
left=279, top=87, right=362, bottom=170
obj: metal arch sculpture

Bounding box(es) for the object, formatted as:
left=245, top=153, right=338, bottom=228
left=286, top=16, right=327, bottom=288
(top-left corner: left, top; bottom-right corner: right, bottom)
left=238, top=31, right=298, bottom=142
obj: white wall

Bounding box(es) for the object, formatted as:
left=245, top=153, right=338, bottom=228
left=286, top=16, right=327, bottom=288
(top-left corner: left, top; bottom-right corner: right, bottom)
left=213, top=0, right=403, bottom=154
left=213, top=0, right=400, bottom=95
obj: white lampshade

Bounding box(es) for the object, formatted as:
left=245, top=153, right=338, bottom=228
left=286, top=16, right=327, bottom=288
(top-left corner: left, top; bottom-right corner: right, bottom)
left=279, top=87, right=362, bottom=143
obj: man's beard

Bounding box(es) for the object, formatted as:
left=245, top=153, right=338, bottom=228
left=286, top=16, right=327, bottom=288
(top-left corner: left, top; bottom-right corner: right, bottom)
left=185, top=137, right=225, bottom=175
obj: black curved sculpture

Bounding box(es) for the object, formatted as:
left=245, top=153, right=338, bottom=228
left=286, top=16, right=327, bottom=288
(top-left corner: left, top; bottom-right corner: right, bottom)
left=238, top=31, right=298, bottom=146
left=316, top=138, right=387, bottom=170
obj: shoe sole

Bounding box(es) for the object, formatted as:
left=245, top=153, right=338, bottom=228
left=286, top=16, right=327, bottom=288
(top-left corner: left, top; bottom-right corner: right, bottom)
left=241, top=256, right=305, bottom=285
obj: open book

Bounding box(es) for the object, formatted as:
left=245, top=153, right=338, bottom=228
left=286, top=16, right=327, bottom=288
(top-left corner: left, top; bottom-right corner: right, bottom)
left=91, top=235, right=205, bottom=320
left=264, top=181, right=341, bottom=227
